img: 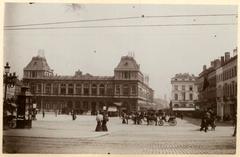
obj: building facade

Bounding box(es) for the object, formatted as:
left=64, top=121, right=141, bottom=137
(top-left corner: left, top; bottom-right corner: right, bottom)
left=197, top=48, right=237, bottom=120
left=216, top=49, right=237, bottom=120
left=22, top=55, right=154, bottom=114
left=170, top=73, right=198, bottom=114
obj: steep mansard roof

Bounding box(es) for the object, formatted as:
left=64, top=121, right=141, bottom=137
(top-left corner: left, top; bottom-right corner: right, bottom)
left=24, top=56, right=52, bottom=71
left=114, top=56, right=140, bottom=71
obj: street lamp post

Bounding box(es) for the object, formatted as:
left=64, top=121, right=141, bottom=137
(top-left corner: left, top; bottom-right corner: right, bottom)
left=3, top=62, right=17, bottom=103
left=3, top=62, right=18, bottom=129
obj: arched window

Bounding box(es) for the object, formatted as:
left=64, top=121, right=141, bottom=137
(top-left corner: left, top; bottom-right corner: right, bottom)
left=68, top=84, right=74, bottom=95
left=106, top=84, right=114, bottom=96
left=92, top=84, right=97, bottom=95
left=60, top=84, right=66, bottom=95
left=83, top=83, right=89, bottom=95
left=99, top=84, right=105, bottom=95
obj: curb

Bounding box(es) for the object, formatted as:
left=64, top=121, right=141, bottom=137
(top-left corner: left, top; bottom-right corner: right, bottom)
left=3, top=131, right=110, bottom=139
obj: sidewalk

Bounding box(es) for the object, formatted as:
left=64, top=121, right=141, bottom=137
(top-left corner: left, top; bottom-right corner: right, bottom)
left=182, top=116, right=233, bottom=127
left=3, top=114, right=110, bottom=139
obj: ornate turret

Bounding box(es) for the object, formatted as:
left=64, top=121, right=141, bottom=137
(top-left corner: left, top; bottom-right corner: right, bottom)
left=114, top=55, right=143, bottom=81
left=23, top=50, right=53, bottom=78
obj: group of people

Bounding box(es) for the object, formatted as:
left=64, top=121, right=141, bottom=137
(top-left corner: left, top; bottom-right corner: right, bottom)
left=95, top=111, right=109, bottom=132
left=200, top=108, right=217, bottom=132
left=121, top=111, right=177, bottom=126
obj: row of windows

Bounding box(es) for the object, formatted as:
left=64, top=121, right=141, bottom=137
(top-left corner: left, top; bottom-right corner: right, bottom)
left=30, top=83, right=138, bottom=96
left=223, top=82, right=237, bottom=97
left=174, top=85, right=193, bottom=91
left=217, top=66, right=237, bottom=82
left=174, top=93, right=193, bottom=101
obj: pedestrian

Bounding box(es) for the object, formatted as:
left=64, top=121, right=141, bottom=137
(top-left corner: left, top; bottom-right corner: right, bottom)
left=95, top=111, right=103, bottom=131
left=42, top=110, right=45, bottom=119
left=72, top=110, right=76, bottom=120
left=200, top=111, right=208, bottom=132
left=102, top=112, right=109, bottom=131
left=180, top=113, right=183, bottom=120
left=121, top=112, right=126, bottom=124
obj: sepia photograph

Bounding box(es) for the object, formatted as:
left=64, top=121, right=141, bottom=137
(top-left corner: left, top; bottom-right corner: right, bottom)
left=2, top=2, right=238, bottom=154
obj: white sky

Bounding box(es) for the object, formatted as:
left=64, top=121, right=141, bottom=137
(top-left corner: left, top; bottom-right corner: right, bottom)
left=3, top=3, right=238, bottom=100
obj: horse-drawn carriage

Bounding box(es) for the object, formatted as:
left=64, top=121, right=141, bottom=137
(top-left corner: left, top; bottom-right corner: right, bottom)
left=121, top=110, right=177, bottom=126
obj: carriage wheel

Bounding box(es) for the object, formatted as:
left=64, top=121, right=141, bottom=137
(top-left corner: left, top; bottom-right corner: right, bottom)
left=169, top=120, right=177, bottom=126
left=158, top=120, right=164, bottom=126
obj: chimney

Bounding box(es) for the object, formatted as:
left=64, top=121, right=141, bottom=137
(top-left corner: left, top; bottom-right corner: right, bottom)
left=225, top=52, right=230, bottom=62
left=203, top=65, right=207, bottom=71
left=214, top=59, right=221, bottom=68
left=210, top=61, right=214, bottom=67
left=221, top=56, right=225, bottom=65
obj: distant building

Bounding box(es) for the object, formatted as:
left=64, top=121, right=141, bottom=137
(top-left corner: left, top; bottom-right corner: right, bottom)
left=170, top=73, right=198, bottom=114
left=153, top=98, right=169, bottom=110
left=22, top=54, right=154, bottom=114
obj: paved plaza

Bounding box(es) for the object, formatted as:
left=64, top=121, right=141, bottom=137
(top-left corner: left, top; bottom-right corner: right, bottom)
left=3, top=113, right=236, bottom=154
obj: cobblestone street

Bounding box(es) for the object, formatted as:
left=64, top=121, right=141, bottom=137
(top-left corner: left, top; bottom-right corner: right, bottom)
left=3, top=114, right=236, bottom=154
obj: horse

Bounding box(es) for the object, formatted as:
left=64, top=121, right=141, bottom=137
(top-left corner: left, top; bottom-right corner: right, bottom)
left=146, top=113, right=158, bottom=126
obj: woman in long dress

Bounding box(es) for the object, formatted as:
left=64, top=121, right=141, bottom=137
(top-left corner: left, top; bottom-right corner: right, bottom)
left=95, top=112, right=103, bottom=131
left=102, top=112, right=109, bottom=131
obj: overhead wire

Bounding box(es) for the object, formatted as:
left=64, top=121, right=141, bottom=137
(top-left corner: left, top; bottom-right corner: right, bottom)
left=4, top=23, right=237, bottom=31
left=4, top=13, right=237, bottom=28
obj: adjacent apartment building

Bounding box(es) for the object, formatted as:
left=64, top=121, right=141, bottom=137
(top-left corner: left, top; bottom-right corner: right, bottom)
left=197, top=48, right=237, bottom=120
left=22, top=54, right=154, bottom=114
left=170, top=73, right=198, bottom=115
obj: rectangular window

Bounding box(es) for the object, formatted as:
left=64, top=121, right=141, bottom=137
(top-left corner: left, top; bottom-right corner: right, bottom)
left=182, top=85, right=185, bottom=91
left=53, top=84, right=58, bottom=94
left=174, top=85, right=178, bottom=90
left=182, top=92, right=185, bottom=100
left=174, top=93, right=178, bottom=100
left=189, top=85, right=193, bottom=91
left=60, top=84, right=66, bottom=95
left=37, top=84, right=41, bottom=93
left=45, top=83, right=51, bottom=94
left=75, top=84, right=82, bottom=95
left=30, top=83, right=37, bottom=94
left=131, top=85, right=137, bottom=95
left=116, top=85, right=120, bottom=95
left=189, top=93, right=193, bottom=100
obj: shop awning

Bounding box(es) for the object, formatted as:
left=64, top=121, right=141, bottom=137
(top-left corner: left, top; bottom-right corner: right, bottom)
left=108, top=106, right=117, bottom=112
left=172, top=107, right=195, bottom=111
left=114, top=102, right=122, bottom=106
